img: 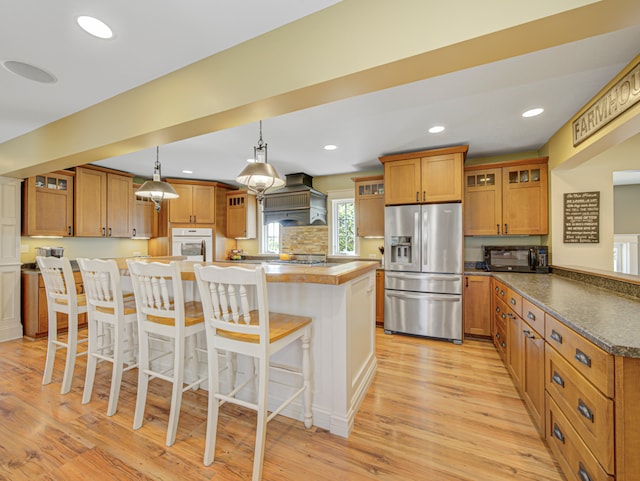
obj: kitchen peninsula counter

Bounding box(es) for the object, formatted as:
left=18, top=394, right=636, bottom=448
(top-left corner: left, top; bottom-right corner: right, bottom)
left=489, top=271, right=640, bottom=358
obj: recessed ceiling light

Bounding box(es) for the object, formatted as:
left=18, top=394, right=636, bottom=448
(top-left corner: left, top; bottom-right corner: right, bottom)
left=428, top=125, right=445, bottom=134
left=77, top=16, right=114, bottom=39
left=324, top=144, right=338, bottom=151
left=182, top=170, right=193, bottom=174
left=522, top=108, right=544, bottom=118
left=2, top=60, right=57, bottom=83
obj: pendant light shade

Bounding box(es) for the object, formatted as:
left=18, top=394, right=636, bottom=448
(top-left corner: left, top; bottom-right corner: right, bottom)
left=236, top=121, right=284, bottom=202
left=136, top=146, right=179, bottom=212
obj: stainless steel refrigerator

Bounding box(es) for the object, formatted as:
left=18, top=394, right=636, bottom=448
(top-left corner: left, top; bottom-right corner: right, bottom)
left=384, top=203, right=463, bottom=343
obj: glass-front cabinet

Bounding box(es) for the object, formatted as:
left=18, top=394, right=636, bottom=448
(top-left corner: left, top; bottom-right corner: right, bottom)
left=22, top=171, right=75, bottom=237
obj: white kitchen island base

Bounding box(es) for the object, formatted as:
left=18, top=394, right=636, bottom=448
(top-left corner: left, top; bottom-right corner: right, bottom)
left=265, top=269, right=377, bottom=437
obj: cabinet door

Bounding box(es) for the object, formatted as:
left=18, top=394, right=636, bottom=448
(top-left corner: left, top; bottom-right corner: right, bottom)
left=192, top=185, right=216, bottom=224
left=168, top=184, right=194, bottom=223
left=421, top=153, right=462, bottom=203
left=502, top=163, right=548, bottom=235
left=23, top=173, right=74, bottom=237
left=132, top=186, right=155, bottom=238
left=75, top=167, right=107, bottom=237
left=522, top=322, right=545, bottom=434
left=357, top=195, right=384, bottom=237
left=507, top=312, right=523, bottom=391
left=463, top=275, right=491, bottom=337
left=106, top=173, right=132, bottom=237
left=463, top=168, right=503, bottom=235
left=227, top=194, right=247, bottom=238
left=384, top=159, right=421, bottom=205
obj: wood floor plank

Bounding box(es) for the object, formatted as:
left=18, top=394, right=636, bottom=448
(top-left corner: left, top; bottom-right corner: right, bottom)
left=0, top=328, right=564, bottom=480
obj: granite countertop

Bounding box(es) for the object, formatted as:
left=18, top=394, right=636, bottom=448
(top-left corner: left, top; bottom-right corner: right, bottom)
left=492, top=272, right=640, bottom=358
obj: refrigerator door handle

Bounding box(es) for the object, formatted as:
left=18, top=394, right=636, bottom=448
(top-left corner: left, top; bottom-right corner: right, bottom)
left=386, top=291, right=460, bottom=302
left=386, top=272, right=461, bottom=282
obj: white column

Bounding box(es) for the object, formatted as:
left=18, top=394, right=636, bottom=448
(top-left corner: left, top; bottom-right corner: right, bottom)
left=0, top=176, right=23, bottom=341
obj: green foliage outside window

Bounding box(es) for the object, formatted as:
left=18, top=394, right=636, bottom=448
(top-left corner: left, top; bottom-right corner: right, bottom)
left=336, top=201, right=355, bottom=254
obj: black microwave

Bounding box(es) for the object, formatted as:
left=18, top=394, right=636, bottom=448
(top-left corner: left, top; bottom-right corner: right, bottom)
left=483, top=245, right=549, bottom=273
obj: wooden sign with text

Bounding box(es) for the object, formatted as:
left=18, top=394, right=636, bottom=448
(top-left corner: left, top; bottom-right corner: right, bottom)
left=564, top=191, right=600, bottom=243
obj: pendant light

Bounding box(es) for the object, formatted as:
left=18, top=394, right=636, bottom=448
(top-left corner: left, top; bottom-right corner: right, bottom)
left=135, top=146, right=179, bottom=212
left=235, top=120, right=285, bottom=202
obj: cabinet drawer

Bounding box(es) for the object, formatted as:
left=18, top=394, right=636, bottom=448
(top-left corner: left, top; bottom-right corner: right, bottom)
left=546, top=394, right=613, bottom=481
left=493, top=279, right=507, bottom=302
left=546, top=345, right=614, bottom=474
left=522, top=298, right=544, bottom=337
left=505, top=287, right=522, bottom=318
left=495, top=297, right=509, bottom=327
left=545, top=314, right=614, bottom=398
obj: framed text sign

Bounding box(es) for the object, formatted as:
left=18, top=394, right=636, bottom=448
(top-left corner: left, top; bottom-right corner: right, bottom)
left=564, top=191, right=600, bottom=243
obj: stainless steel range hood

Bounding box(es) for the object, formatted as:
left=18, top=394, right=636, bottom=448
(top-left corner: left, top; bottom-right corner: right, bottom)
left=263, top=173, right=327, bottom=225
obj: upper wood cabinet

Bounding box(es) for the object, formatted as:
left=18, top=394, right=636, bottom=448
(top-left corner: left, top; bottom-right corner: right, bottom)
left=22, top=171, right=74, bottom=237
left=353, top=175, right=384, bottom=237
left=74, top=166, right=133, bottom=237
left=464, top=158, right=548, bottom=236
left=226, top=190, right=257, bottom=239
left=131, top=184, right=157, bottom=239
left=166, top=181, right=216, bottom=225
left=379, top=145, right=467, bottom=205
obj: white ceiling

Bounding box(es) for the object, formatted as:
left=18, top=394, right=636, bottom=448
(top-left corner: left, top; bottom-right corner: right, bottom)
left=2, top=2, right=640, bottom=186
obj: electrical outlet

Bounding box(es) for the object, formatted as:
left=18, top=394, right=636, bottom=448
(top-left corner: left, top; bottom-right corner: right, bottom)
left=20, top=243, right=29, bottom=253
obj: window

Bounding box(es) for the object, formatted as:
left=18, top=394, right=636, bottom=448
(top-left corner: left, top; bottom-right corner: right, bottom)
left=332, top=197, right=356, bottom=256
left=262, top=221, right=280, bottom=254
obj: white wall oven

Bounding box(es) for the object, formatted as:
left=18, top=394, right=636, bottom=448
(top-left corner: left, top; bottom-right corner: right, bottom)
left=171, top=227, right=213, bottom=261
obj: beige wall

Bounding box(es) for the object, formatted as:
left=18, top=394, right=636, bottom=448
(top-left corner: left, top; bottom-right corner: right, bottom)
left=550, top=132, right=640, bottom=270
left=614, top=184, right=640, bottom=234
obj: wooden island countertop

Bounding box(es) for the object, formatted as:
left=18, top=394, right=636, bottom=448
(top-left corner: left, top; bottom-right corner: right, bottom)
left=118, top=258, right=379, bottom=286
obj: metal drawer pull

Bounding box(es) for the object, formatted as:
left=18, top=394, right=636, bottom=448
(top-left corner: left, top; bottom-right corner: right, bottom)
left=522, top=329, right=535, bottom=339
left=510, top=297, right=517, bottom=305
left=527, top=311, right=536, bottom=321
left=552, top=371, right=565, bottom=388
left=496, top=306, right=501, bottom=313
left=501, top=313, right=506, bottom=319
left=552, top=423, right=565, bottom=443
left=578, top=463, right=593, bottom=481
left=577, top=399, right=595, bottom=422
left=496, top=332, right=501, bottom=340
left=550, top=330, right=563, bottom=344
left=500, top=290, right=505, bottom=296
left=575, top=349, right=592, bottom=367
left=501, top=341, right=506, bottom=348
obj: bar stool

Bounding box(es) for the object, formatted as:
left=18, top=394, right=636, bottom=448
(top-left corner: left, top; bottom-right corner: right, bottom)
left=126, top=260, right=207, bottom=447
left=37, top=256, right=88, bottom=394
left=77, top=258, right=138, bottom=416
left=193, top=264, right=313, bottom=481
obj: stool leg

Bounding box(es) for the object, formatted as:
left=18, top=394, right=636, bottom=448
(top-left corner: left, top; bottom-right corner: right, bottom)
left=166, top=334, right=185, bottom=447
left=252, top=356, right=269, bottom=481
left=60, top=312, right=78, bottom=394
left=82, top=314, right=99, bottom=405
left=204, top=341, right=221, bottom=466
left=42, top=306, right=57, bottom=386
left=133, top=326, right=150, bottom=431
left=302, top=328, right=313, bottom=429
left=107, top=321, right=124, bottom=416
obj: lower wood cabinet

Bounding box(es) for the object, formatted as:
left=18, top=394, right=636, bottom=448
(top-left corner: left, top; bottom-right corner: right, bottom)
left=463, top=275, right=491, bottom=337
left=22, top=271, right=87, bottom=339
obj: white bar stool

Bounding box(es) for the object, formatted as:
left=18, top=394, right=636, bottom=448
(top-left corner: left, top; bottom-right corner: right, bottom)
left=77, top=258, right=138, bottom=416
left=126, top=260, right=207, bottom=447
left=37, top=256, right=88, bottom=394
left=193, top=264, right=313, bottom=481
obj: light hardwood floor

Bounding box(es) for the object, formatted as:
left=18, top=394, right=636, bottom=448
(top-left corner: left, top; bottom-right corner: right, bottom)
left=0, top=329, right=564, bottom=481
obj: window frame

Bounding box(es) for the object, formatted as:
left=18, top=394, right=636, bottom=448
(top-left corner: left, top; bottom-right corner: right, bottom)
left=328, top=188, right=359, bottom=257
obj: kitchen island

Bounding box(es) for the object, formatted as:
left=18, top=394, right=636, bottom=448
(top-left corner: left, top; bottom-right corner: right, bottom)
left=120, top=258, right=380, bottom=438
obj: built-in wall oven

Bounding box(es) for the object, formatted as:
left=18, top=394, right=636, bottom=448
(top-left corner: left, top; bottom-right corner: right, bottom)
left=171, top=227, right=213, bottom=261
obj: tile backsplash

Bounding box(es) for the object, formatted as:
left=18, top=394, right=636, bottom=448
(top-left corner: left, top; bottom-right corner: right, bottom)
left=281, top=225, right=328, bottom=254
